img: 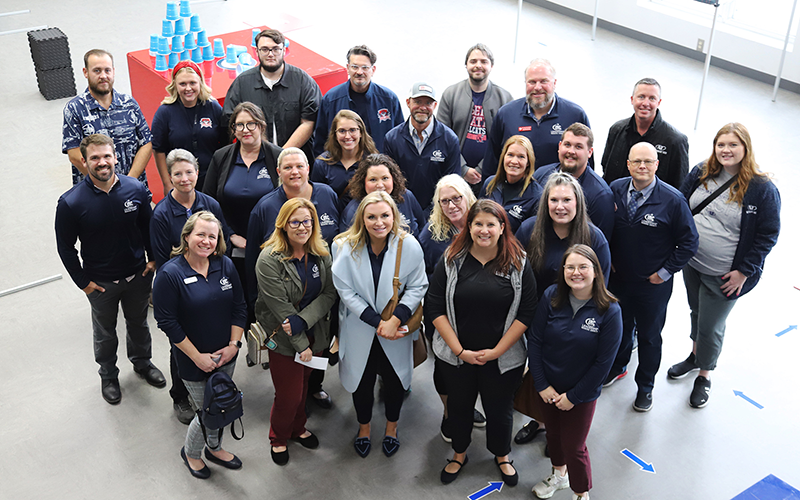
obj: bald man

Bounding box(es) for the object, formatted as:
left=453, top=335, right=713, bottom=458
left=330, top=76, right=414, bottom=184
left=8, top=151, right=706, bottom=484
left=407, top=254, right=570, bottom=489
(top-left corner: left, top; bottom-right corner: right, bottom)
left=603, top=142, right=698, bottom=412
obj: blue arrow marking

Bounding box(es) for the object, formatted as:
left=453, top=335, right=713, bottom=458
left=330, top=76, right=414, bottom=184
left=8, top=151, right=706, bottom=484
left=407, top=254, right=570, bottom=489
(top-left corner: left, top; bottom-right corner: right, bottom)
left=620, top=448, right=656, bottom=473
left=733, top=390, right=764, bottom=409
left=468, top=481, right=503, bottom=500
left=776, top=325, right=797, bottom=337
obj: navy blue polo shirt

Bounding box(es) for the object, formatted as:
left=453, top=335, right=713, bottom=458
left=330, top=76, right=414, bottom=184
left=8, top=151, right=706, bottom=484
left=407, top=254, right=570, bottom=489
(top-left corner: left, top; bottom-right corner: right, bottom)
left=222, top=150, right=276, bottom=237
left=150, top=190, right=231, bottom=269
left=534, top=162, right=615, bottom=240
left=286, top=253, right=322, bottom=336
left=55, top=175, right=153, bottom=290
left=338, top=189, right=424, bottom=237
left=418, top=222, right=454, bottom=280
left=153, top=255, right=247, bottom=381
left=311, top=154, right=358, bottom=199
left=484, top=95, right=590, bottom=171
left=479, top=176, right=543, bottom=233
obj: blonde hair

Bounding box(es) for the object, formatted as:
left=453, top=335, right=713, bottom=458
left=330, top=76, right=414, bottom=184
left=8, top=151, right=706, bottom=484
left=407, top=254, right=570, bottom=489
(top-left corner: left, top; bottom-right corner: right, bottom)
left=485, top=135, right=536, bottom=196
left=428, top=174, right=477, bottom=241
left=161, top=66, right=213, bottom=105
left=261, top=198, right=330, bottom=258
left=335, top=191, right=406, bottom=253
left=170, top=211, right=226, bottom=258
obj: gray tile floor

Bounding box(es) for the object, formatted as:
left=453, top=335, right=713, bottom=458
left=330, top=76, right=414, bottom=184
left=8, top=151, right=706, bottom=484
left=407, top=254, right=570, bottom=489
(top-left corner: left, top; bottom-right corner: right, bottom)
left=1, top=1, right=799, bottom=499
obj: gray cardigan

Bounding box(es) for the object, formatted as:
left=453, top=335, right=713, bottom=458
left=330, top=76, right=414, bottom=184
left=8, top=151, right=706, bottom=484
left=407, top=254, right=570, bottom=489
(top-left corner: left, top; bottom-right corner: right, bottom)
left=437, top=79, right=514, bottom=175
left=432, top=251, right=528, bottom=374
left=254, top=246, right=336, bottom=357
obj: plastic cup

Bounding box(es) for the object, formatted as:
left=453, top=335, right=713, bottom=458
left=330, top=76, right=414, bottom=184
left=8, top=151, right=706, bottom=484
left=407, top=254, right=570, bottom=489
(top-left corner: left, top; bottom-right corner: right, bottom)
left=196, top=29, right=209, bottom=47
left=184, top=32, right=196, bottom=51
left=157, top=36, right=170, bottom=55
left=166, top=2, right=179, bottom=21
left=174, top=18, right=187, bottom=37
left=149, top=34, right=159, bottom=56
left=155, top=54, right=168, bottom=72
left=233, top=45, right=247, bottom=57
left=225, top=45, right=238, bottom=65
left=251, top=28, right=260, bottom=47
left=171, top=35, right=183, bottom=53
left=203, top=44, right=214, bottom=61
left=161, top=19, right=174, bottom=38
left=179, top=0, right=191, bottom=18
left=213, top=38, right=225, bottom=58
left=192, top=48, right=203, bottom=63
left=169, top=51, right=180, bottom=69
left=181, top=50, right=191, bottom=61
left=190, top=14, right=201, bottom=33
left=238, top=52, right=255, bottom=66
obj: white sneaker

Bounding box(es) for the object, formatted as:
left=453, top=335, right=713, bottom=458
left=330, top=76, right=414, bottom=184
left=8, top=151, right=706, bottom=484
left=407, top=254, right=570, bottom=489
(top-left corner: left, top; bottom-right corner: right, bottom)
left=572, top=494, right=589, bottom=500
left=532, top=468, right=570, bottom=498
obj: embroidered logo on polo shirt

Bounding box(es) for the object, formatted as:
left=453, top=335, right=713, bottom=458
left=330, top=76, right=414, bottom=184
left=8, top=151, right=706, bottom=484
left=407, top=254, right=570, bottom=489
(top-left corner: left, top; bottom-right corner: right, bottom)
left=220, top=277, right=232, bottom=291
left=319, top=213, right=335, bottom=226
left=641, top=213, right=658, bottom=227
left=551, top=123, right=562, bottom=135
left=200, top=117, right=212, bottom=128
left=257, top=167, right=271, bottom=180
left=518, top=126, right=532, bottom=132
left=655, top=144, right=667, bottom=155
left=378, top=108, right=391, bottom=122
left=123, top=199, right=138, bottom=213
left=430, top=150, right=445, bottom=162
left=581, top=318, right=599, bottom=333
left=508, top=204, right=524, bottom=219
left=311, top=264, right=320, bottom=279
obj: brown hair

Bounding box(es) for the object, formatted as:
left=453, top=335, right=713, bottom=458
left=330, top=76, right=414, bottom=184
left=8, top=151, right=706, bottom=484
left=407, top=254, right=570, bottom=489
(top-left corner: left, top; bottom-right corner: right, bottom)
left=700, top=122, right=767, bottom=206
left=83, top=49, right=113, bottom=68
left=551, top=244, right=617, bottom=313
left=255, top=29, right=285, bottom=47
left=79, top=134, right=115, bottom=159
left=321, top=110, right=378, bottom=164
left=346, top=154, right=407, bottom=203
left=228, top=102, right=267, bottom=142
left=447, top=199, right=525, bottom=274
left=562, top=122, right=594, bottom=148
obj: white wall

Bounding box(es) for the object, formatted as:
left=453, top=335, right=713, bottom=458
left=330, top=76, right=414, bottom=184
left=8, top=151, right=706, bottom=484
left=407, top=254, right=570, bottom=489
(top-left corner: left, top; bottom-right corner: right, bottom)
left=544, top=0, right=800, bottom=86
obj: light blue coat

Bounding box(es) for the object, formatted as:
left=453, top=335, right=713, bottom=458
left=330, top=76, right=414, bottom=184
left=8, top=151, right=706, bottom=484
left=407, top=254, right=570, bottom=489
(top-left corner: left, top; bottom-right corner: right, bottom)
left=332, top=233, right=428, bottom=392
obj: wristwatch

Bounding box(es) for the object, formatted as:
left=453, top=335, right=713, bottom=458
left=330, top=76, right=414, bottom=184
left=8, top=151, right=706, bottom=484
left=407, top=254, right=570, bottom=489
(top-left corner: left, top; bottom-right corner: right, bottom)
left=230, top=340, right=242, bottom=349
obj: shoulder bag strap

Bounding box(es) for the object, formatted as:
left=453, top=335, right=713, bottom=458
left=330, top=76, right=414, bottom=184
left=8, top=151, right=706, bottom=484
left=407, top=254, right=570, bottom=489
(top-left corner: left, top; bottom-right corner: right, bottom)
left=391, top=236, right=404, bottom=299
left=691, top=175, right=738, bottom=216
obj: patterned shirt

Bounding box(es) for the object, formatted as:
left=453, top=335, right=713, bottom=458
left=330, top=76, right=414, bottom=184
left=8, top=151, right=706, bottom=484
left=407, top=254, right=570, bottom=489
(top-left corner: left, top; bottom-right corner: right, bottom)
left=62, top=88, right=153, bottom=189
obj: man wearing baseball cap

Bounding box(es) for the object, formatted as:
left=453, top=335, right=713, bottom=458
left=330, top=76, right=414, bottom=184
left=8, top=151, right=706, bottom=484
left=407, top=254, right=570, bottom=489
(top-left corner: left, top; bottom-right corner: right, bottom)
left=384, top=82, right=460, bottom=216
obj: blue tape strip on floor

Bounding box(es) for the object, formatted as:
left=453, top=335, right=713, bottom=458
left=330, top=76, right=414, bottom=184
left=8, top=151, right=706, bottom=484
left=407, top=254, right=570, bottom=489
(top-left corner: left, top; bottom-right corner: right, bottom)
left=732, top=474, right=800, bottom=500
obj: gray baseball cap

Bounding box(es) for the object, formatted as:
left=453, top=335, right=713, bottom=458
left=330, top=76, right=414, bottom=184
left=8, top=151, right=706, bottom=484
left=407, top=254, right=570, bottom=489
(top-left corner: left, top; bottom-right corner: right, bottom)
left=409, top=82, right=436, bottom=100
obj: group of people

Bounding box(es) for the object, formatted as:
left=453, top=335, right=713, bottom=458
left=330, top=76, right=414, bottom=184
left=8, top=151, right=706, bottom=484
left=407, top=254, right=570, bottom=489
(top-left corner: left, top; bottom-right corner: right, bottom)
left=55, top=31, right=781, bottom=499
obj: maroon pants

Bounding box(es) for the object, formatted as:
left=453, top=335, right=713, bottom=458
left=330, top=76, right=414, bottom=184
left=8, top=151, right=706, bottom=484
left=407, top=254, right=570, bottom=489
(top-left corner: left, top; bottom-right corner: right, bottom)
left=535, top=396, right=597, bottom=493
left=268, top=350, right=313, bottom=446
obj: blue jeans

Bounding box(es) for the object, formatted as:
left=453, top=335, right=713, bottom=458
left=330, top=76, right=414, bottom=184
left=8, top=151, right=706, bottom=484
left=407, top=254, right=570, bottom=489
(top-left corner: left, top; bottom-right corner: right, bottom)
left=683, top=265, right=738, bottom=371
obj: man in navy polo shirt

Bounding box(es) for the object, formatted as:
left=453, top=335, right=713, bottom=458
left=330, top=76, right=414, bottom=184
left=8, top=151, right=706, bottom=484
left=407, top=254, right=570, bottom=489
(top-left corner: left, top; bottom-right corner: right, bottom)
left=484, top=58, right=590, bottom=171
left=603, top=142, right=698, bottom=413
left=601, top=78, right=689, bottom=189
left=313, top=45, right=403, bottom=156
left=56, top=134, right=165, bottom=405
left=533, top=123, right=614, bottom=239
left=384, top=82, right=460, bottom=216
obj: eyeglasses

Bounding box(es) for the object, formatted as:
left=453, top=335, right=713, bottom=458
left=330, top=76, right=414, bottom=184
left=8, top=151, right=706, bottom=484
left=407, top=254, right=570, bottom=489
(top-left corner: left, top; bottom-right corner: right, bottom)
left=258, top=46, right=284, bottom=55
left=629, top=159, right=656, bottom=167
left=336, top=127, right=360, bottom=136
left=348, top=64, right=372, bottom=72
left=564, top=264, right=592, bottom=273
left=439, top=195, right=463, bottom=207
left=287, top=219, right=313, bottom=229
left=234, top=121, right=258, bottom=132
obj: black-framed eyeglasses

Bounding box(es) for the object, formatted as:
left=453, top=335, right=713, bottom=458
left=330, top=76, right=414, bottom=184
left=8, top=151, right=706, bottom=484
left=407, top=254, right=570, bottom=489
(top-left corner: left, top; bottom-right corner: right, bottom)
left=287, top=219, right=313, bottom=229
left=258, top=46, right=284, bottom=55
left=234, top=121, right=258, bottom=132
left=439, top=195, right=463, bottom=207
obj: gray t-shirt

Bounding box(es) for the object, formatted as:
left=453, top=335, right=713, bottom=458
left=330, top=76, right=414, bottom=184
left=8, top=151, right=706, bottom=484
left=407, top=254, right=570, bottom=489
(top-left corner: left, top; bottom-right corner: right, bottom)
left=569, top=293, right=591, bottom=317
left=688, top=170, right=741, bottom=275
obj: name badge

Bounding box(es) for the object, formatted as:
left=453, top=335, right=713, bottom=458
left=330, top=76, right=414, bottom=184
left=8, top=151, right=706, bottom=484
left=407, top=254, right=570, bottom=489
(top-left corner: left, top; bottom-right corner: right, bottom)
left=184, top=276, right=198, bottom=284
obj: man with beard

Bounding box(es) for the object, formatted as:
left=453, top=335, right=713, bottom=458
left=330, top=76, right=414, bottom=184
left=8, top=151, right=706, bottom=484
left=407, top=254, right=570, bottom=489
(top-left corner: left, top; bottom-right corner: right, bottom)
left=484, top=59, right=590, bottom=171
left=532, top=123, right=614, bottom=239
left=55, top=134, right=165, bottom=405
left=384, top=82, right=460, bottom=216
left=62, top=49, right=153, bottom=190
left=438, top=43, right=513, bottom=195
left=601, top=78, right=689, bottom=189
left=223, top=29, right=322, bottom=162
left=312, top=45, right=403, bottom=155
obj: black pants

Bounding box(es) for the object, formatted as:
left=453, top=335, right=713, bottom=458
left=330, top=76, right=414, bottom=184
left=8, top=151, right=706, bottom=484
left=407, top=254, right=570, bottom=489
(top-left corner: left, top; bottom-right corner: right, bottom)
left=352, top=337, right=405, bottom=424
left=441, top=359, right=523, bottom=456
left=169, top=349, right=189, bottom=402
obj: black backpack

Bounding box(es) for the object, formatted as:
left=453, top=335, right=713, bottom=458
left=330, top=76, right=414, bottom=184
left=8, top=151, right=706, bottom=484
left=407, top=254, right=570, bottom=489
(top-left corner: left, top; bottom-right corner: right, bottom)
left=199, top=370, right=244, bottom=446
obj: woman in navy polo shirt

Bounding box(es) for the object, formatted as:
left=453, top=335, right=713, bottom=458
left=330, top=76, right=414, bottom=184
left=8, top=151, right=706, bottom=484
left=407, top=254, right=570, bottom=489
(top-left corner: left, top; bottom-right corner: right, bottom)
left=312, top=109, right=378, bottom=201
left=254, top=198, right=336, bottom=465
left=667, top=122, right=780, bottom=408
left=529, top=244, right=622, bottom=500
left=153, top=211, right=247, bottom=480
left=480, top=135, right=542, bottom=233
left=152, top=61, right=225, bottom=193
left=339, top=154, right=424, bottom=237
left=150, top=149, right=230, bottom=425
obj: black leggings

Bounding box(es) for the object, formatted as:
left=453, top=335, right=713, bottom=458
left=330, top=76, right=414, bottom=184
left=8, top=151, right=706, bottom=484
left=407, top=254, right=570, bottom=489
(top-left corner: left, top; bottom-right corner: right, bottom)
left=352, top=337, right=405, bottom=424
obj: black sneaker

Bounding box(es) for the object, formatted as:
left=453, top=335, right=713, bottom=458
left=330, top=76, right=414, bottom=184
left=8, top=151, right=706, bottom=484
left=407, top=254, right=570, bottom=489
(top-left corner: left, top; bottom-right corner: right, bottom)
left=472, top=409, right=486, bottom=428
left=633, top=391, right=653, bottom=412
left=603, top=369, right=627, bottom=388
left=440, top=416, right=452, bottom=443
left=689, top=376, right=711, bottom=408
left=173, top=398, right=194, bottom=425
left=667, top=352, right=699, bottom=379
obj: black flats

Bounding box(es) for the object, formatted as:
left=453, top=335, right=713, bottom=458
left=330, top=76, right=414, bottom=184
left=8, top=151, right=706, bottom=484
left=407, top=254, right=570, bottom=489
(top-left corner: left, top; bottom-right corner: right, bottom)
left=495, top=457, right=519, bottom=486
left=181, top=447, right=210, bottom=479
left=271, top=447, right=289, bottom=466
left=441, top=455, right=469, bottom=484
left=204, top=448, right=242, bottom=470
left=354, top=436, right=371, bottom=458
left=291, top=432, right=320, bottom=449
left=382, top=435, right=400, bottom=457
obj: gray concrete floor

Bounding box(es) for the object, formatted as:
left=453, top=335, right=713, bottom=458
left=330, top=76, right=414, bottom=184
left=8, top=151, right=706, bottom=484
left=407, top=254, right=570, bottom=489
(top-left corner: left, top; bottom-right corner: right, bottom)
left=1, top=1, right=799, bottom=499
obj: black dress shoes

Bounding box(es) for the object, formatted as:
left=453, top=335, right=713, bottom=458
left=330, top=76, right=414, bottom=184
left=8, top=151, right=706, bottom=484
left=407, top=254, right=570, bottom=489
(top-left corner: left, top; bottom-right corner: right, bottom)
left=291, top=432, right=319, bottom=449
left=310, top=390, right=332, bottom=409
left=514, top=420, right=544, bottom=444
left=101, top=379, right=121, bottom=405
left=441, top=455, right=468, bottom=484
left=181, top=447, right=210, bottom=479
left=204, top=448, right=242, bottom=470
left=134, top=363, right=166, bottom=388
left=271, top=447, right=289, bottom=466
left=495, top=457, right=519, bottom=486
left=354, top=436, right=371, bottom=458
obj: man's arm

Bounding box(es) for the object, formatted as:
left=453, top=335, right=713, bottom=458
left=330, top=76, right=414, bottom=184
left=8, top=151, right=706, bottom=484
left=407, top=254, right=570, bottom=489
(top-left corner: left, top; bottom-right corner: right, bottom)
left=128, top=142, right=152, bottom=179
left=282, top=119, right=315, bottom=149
left=154, top=151, right=171, bottom=195
left=66, top=148, right=88, bottom=176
